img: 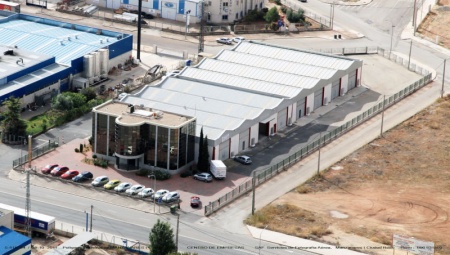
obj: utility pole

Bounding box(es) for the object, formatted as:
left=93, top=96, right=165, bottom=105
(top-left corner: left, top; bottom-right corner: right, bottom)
left=389, top=25, right=395, bottom=57
left=413, top=0, right=417, bottom=36
left=442, top=59, right=447, bottom=98
left=329, top=1, right=335, bottom=30
left=198, top=1, right=205, bottom=53
left=317, top=132, right=322, bottom=176
left=380, top=95, right=386, bottom=137
left=408, top=40, right=413, bottom=70
left=137, top=0, right=142, bottom=61
left=251, top=170, right=256, bottom=215
left=27, top=135, right=32, bottom=169
left=25, top=169, right=31, bottom=237
left=175, top=214, right=180, bottom=252
left=90, top=205, right=93, bottom=232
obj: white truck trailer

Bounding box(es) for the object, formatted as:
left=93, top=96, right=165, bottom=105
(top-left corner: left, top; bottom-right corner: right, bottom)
left=210, top=160, right=226, bottom=179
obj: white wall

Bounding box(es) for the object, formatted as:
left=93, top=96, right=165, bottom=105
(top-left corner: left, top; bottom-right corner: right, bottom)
left=250, top=123, right=258, bottom=145
left=230, top=133, right=239, bottom=158
left=111, top=51, right=133, bottom=72
left=324, top=83, right=331, bottom=105
left=291, top=103, right=297, bottom=123
left=306, top=93, right=314, bottom=115
left=356, top=67, right=362, bottom=86
left=341, top=74, right=349, bottom=94
left=21, top=81, right=60, bottom=106
left=0, top=210, right=13, bottom=229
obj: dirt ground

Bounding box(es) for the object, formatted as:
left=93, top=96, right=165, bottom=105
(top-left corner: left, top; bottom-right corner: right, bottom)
left=247, top=96, right=450, bottom=254
left=417, top=0, right=450, bottom=48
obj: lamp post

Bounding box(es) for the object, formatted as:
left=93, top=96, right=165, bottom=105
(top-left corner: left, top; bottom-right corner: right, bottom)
left=380, top=95, right=386, bottom=137
left=317, top=132, right=323, bottom=176
left=259, top=225, right=268, bottom=255
left=408, top=39, right=413, bottom=70
left=185, top=10, right=191, bottom=40
left=148, top=174, right=156, bottom=213
left=442, top=59, right=447, bottom=98
left=389, top=25, right=395, bottom=57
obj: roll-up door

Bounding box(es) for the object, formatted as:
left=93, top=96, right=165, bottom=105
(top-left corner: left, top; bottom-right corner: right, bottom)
left=277, top=108, right=287, bottom=131
left=331, top=79, right=340, bottom=100
left=239, top=130, right=249, bottom=152
left=218, top=140, right=229, bottom=160
left=348, top=70, right=357, bottom=89
left=297, top=98, right=305, bottom=118
left=314, top=89, right=323, bottom=110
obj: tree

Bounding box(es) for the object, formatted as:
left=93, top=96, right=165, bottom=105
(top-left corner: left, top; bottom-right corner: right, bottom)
left=199, top=135, right=210, bottom=171
left=197, top=127, right=204, bottom=171
left=80, top=87, right=97, bottom=101
left=264, top=7, right=280, bottom=23
left=52, top=92, right=87, bottom=111
left=149, top=220, right=176, bottom=255
left=2, top=97, right=27, bottom=141
left=286, top=8, right=305, bottom=23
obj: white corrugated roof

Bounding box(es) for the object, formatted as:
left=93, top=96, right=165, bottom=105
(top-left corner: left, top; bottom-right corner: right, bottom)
left=216, top=50, right=337, bottom=80
left=125, top=78, right=283, bottom=140
left=196, top=58, right=320, bottom=90
left=234, top=41, right=355, bottom=70
left=181, top=68, right=301, bottom=98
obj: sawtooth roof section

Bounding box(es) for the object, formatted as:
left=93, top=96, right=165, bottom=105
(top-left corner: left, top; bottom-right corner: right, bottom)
left=196, top=58, right=319, bottom=90
left=180, top=67, right=301, bottom=98
left=126, top=78, right=283, bottom=139
left=216, top=50, right=337, bottom=80
left=234, top=41, right=356, bottom=70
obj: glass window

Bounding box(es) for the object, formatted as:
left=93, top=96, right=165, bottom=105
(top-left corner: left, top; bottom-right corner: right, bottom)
left=222, top=15, right=228, bottom=20
left=96, top=114, right=108, bottom=155
left=179, top=126, right=187, bottom=168
left=115, top=125, right=140, bottom=156
left=108, top=116, right=116, bottom=156
left=187, top=121, right=196, bottom=163
left=169, top=128, right=179, bottom=170
left=223, top=2, right=228, bottom=7
left=156, top=126, right=169, bottom=169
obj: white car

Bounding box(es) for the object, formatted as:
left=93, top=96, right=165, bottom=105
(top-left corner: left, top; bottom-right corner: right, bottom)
left=162, top=191, right=180, bottom=203
left=114, top=182, right=132, bottom=192
left=216, top=37, right=232, bottom=45
left=126, top=184, right=145, bottom=195
left=152, top=189, right=169, bottom=200
left=138, top=187, right=154, bottom=198
left=232, top=37, right=245, bottom=43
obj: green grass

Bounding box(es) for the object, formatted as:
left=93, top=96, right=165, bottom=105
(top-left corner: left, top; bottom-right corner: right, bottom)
left=26, top=114, right=55, bottom=135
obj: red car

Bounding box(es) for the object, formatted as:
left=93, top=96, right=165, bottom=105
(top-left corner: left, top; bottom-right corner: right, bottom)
left=190, top=196, right=201, bottom=208
left=61, top=170, right=79, bottom=179
left=41, top=164, right=59, bottom=174
left=50, top=166, right=69, bottom=176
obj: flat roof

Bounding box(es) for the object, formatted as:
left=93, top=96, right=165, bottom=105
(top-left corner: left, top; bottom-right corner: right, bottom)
left=0, top=226, right=31, bottom=255
left=45, top=232, right=96, bottom=255
left=94, top=101, right=195, bottom=128
left=0, top=46, right=53, bottom=80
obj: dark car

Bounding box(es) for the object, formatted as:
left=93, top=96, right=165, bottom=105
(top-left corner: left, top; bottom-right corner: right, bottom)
left=72, top=171, right=94, bottom=182
left=234, top=155, right=252, bottom=165
left=190, top=196, right=201, bottom=208
left=50, top=166, right=69, bottom=176
left=41, top=164, right=58, bottom=174
left=61, top=170, right=79, bottom=179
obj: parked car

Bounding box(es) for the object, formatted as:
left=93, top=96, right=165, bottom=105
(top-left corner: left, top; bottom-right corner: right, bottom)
left=234, top=155, right=252, bottom=165
left=190, top=196, right=201, bottom=208
left=162, top=191, right=180, bottom=203
left=50, top=166, right=69, bottom=176
left=138, top=188, right=154, bottom=198
left=232, top=37, right=245, bottom=43
left=152, top=189, right=169, bottom=200
left=299, top=0, right=307, bottom=2
left=193, top=172, right=213, bottom=182
left=41, top=164, right=59, bottom=174
left=216, top=37, right=232, bottom=45
left=104, top=180, right=121, bottom=190
left=115, top=182, right=132, bottom=192
left=126, top=184, right=145, bottom=195
left=91, top=176, right=109, bottom=187
left=61, top=170, right=79, bottom=180
left=72, top=171, right=93, bottom=182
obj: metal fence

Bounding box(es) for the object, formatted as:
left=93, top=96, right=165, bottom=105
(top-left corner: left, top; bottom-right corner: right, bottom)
left=12, top=139, right=59, bottom=169
left=311, top=46, right=378, bottom=56
left=204, top=48, right=433, bottom=216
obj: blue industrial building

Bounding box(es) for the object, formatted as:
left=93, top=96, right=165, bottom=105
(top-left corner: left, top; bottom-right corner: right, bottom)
left=0, top=226, right=31, bottom=255
left=0, top=10, right=133, bottom=107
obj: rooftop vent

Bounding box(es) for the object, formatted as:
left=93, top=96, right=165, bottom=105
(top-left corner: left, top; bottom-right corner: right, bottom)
left=100, top=39, right=103, bottom=44
left=68, top=36, right=71, bottom=41
left=60, top=41, right=64, bottom=46
left=3, top=50, right=14, bottom=56
left=16, top=58, right=24, bottom=66
left=75, top=35, right=79, bottom=39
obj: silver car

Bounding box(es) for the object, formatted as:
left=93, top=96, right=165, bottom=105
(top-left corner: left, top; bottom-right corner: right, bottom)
left=114, top=182, right=132, bottom=192
left=91, top=176, right=109, bottom=187
left=216, top=37, right=232, bottom=45
left=193, top=172, right=213, bottom=182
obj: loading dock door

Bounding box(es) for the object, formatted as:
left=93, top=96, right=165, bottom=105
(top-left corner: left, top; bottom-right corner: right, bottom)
left=161, top=1, right=177, bottom=20
left=297, top=98, right=305, bottom=118
left=313, top=88, right=323, bottom=110
left=218, top=140, right=230, bottom=160
left=331, top=79, right=340, bottom=100
left=348, top=70, right=357, bottom=89
left=277, top=108, right=287, bottom=131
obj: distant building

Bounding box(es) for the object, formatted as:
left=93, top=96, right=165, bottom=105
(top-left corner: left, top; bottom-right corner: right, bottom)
left=92, top=41, right=363, bottom=173
left=0, top=10, right=132, bottom=107
left=87, top=0, right=265, bottom=24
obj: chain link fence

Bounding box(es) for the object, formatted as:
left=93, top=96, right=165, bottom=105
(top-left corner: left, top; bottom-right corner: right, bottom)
left=204, top=47, right=433, bottom=216
left=12, top=139, right=59, bottom=170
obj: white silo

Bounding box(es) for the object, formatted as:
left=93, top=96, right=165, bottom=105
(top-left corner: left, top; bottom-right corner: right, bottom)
left=92, top=51, right=101, bottom=82
left=83, top=55, right=94, bottom=81
left=98, top=48, right=109, bottom=79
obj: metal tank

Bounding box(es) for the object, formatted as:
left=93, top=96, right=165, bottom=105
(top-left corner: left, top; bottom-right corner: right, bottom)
left=92, top=51, right=101, bottom=81
left=98, top=48, right=109, bottom=78
left=83, top=55, right=94, bottom=81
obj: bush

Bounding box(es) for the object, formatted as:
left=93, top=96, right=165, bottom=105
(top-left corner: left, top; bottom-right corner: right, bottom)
left=154, top=170, right=171, bottom=181
left=180, top=171, right=192, bottom=178
left=243, top=9, right=265, bottom=22
left=75, top=148, right=80, bottom=153
left=92, top=154, right=98, bottom=159
left=274, top=0, right=281, bottom=5
left=136, top=168, right=149, bottom=176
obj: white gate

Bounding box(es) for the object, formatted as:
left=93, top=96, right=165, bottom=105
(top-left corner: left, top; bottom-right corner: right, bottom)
left=296, top=98, right=305, bottom=118
left=238, top=130, right=249, bottom=152
left=348, top=70, right=357, bottom=89
left=218, top=140, right=229, bottom=160
left=331, top=79, right=340, bottom=100
left=277, top=108, right=287, bottom=131
left=314, top=89, right=323, bottom=110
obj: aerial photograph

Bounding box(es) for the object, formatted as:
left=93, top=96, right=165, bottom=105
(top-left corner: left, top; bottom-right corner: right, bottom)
left=0, top=0, right=448, bottom=254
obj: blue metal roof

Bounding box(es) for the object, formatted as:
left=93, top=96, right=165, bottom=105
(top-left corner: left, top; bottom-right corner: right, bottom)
left=0, top=226, right=31, bottom=255
left=0, top=14, right=127, bottom=65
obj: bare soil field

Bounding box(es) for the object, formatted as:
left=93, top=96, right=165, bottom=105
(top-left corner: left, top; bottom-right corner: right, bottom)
left=418, top=0, right=450, bottom=48
left=246, top=95, right=450, bottom=254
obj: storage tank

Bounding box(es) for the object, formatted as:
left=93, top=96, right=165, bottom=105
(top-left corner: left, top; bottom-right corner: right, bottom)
left=92, top=51, right=101, bottom=81
left=83, top=55, right=94, bottom=80
left=98, top=48, right=109, bottom=78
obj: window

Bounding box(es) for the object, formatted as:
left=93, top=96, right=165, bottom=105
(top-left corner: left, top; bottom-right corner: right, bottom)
left=223, top=2, right=228, bottom=7
left=207, top=13, right=211, bottom=21
left=235, top=13, right=238, bottom=19
left=222, top=15, right=228, bottom=20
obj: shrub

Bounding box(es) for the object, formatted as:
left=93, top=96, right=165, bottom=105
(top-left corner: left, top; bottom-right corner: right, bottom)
left=92, top=154, right=98, bottom=159
left=180, top=171, right=192, bottom=178
left=154, top=170, right=171, bottom=181
left=75, top=148, right=80, bottom=153
left=136, top=168, right=149, bottom=176
left=274, top=0, right=281, bottom=5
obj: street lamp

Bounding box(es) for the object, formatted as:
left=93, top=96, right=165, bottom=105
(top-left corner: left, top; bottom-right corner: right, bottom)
left=185, top=10, right=191, bottom=40
left=259, top=225, right=268, bottom=255
left=442, top=58, right=448, bottom=98
left=389, top=24, right=395, bottom=57
left=408, top=39, right=413, bottom=70
left=148, top=174, right=156, bottom=213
